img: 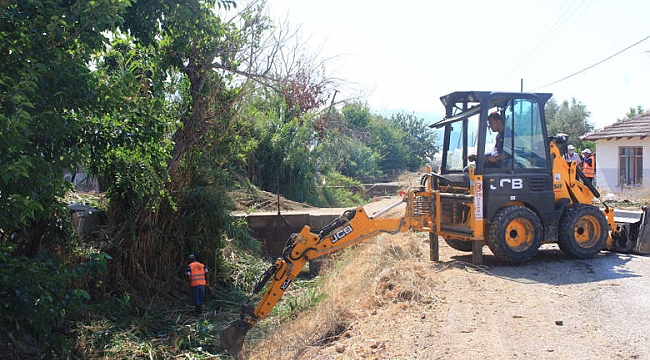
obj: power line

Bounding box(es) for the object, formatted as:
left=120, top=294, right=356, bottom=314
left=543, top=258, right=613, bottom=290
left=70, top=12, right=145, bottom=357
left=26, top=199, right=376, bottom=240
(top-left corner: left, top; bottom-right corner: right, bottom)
left=501, top=0, right=594, bottom=87
left=532, top=35, right=650, bottom=90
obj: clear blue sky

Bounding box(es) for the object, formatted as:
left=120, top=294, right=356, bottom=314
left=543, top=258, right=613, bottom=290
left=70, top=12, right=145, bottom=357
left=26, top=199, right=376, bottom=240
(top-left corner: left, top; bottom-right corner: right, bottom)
left=267, top=0, right=650, bottom=129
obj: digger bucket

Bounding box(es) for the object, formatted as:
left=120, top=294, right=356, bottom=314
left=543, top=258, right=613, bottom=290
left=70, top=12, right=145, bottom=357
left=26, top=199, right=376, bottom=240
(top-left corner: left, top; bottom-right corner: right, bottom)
left=220, top=319, right=252, bottom=358
left=609, top=206, right=650, bottom=254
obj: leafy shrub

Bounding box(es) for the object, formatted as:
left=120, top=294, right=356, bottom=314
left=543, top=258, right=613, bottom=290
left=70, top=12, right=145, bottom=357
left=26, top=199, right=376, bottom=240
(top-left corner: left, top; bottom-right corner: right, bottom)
left=0, top=245, right=110, bottom=357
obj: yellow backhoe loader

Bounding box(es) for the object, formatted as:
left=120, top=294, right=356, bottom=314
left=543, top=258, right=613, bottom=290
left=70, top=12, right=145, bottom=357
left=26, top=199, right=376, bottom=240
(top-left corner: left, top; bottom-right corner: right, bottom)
left=220, top=91, right=650, bottom=357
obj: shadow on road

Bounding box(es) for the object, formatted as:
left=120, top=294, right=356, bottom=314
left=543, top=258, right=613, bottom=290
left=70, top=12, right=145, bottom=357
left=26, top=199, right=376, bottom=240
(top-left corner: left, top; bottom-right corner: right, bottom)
left=449, top=245, right=646, bottom=286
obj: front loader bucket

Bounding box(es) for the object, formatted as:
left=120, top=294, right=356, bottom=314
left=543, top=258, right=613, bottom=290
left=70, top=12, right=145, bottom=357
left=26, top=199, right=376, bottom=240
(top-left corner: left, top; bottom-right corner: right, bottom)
left=609, top=207, right=650, bottom=254
left=220, top=319, right=252, bottom=358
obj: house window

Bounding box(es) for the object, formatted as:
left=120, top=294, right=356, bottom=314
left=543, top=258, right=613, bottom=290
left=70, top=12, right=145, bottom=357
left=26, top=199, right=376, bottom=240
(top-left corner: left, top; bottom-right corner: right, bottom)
left=619, top=147, right=643, bottom=186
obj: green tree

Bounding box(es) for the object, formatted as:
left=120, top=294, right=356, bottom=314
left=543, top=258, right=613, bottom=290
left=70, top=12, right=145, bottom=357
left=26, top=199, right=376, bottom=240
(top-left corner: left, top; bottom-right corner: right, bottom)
left=314, top=103, right=437, bottom=189
left=1, top=0, right=266, bottom=326
left=390, top=112, right=438, bottom=170
left=93, top=0, right=273, bottom=289
left=247, top=106, right=319, bottom=202
left=242, top=47, right=335, bottom=203
left=0, top=0, right=130, bottom=355
left=316, top=125, right=382, bottom=182
left=84, top=37, right=177, bottom=225
left=0, top=0, right=130, bottom=252
left=365, top=111, right=437, bottom=175
left=334, top=103, right=381, bottom=179
left=545, top=97, right=593, bottom=149
left=342, top=102, right=372, bottom=128
left=624, top=105, right=646, bottom=119
left=368, top=116, right=406, bottom=174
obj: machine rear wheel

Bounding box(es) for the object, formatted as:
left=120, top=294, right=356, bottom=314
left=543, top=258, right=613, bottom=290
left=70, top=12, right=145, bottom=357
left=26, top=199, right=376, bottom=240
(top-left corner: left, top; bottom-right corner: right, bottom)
left=444, top=238, right=473, bottom=252
left=486, top=206, right=542, bottom=263
left=558, top=204, right=607, bottom=259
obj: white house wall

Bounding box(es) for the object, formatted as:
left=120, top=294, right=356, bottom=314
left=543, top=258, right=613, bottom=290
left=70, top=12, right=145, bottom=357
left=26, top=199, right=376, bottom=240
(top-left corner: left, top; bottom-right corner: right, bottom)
left=595, top=138, right=650, bottom=196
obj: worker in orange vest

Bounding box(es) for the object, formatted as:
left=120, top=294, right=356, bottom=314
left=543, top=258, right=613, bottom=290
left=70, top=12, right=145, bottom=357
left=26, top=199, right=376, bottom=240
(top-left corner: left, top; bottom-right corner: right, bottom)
left=581, top=149, right=595, bottom=184
left=186, top=254, right=209, bottom=314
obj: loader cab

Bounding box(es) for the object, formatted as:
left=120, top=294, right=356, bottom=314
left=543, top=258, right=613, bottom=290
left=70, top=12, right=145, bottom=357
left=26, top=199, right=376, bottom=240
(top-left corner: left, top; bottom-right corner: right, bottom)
left=432, top=91, right=554, bottom=222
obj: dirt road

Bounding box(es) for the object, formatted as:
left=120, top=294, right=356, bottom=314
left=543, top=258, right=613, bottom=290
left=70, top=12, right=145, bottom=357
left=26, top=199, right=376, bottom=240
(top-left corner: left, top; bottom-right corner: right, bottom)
left=426, top=243, right=650, bottom=360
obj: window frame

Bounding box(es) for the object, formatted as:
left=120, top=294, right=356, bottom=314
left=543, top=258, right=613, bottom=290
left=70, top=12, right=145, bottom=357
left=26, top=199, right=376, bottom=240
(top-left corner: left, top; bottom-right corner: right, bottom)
left=481, top=95, right=550, bottom=173
left=619, top=146, right=643, bottom=186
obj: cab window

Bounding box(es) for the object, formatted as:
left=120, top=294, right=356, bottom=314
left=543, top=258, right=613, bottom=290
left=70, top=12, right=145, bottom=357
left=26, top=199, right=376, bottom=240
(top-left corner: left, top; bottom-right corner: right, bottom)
left=445, top=112, right=480, bottom=172
left=503, top=98, right=549, bottom=169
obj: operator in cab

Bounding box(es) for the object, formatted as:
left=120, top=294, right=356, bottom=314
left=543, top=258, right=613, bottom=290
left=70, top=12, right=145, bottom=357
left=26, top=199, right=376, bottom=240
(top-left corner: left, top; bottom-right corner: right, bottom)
left=468, top=111, right=506, bottom=166
left=485, top=111, right=506, bottom=164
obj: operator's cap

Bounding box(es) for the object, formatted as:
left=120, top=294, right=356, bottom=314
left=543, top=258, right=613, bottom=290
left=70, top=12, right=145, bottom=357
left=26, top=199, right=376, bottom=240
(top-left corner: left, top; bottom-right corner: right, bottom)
left=188, top=254, right=196, bottom=260
left=582, top=148, right=591, bottom=154
left=568, top=145, right=575, bottom=150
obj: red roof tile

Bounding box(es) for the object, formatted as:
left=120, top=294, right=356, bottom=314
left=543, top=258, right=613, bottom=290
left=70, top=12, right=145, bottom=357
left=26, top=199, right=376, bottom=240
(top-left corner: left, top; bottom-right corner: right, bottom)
left=582, top=112, right=650, bottom=140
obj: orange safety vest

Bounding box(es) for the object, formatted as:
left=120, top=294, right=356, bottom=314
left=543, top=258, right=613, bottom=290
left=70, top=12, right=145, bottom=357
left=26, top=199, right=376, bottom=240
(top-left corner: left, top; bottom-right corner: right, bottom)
left=189, top=262, right=207, bottom=287
left=583, top=158, right=595, bottom=178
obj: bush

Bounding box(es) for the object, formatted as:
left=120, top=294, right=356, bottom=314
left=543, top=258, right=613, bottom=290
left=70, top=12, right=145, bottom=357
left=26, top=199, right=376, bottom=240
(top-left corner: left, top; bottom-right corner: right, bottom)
left=318, top=171, right=366, bottom=208
left=0, top=245, right=110, bottom=357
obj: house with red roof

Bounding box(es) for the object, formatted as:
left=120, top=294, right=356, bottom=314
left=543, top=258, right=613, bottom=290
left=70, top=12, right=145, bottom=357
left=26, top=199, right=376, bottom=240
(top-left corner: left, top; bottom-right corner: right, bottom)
left=582, top=113, right=650, bottom=196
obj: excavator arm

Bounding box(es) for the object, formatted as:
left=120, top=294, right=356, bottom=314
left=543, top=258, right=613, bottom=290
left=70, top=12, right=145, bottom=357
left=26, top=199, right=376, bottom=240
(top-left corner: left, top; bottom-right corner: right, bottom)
left=220, top=185, right=436, bottom=356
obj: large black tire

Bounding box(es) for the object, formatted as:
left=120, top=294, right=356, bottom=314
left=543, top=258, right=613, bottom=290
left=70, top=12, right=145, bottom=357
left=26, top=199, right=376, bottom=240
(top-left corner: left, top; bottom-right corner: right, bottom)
left=558, top=204, right=608, bottom=259
left=444, top=238, right=474, bottom=252
left=486, top=206, right=542, bottom=263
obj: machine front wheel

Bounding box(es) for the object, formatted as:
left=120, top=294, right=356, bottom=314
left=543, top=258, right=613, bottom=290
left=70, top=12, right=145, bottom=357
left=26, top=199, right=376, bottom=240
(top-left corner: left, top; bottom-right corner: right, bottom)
left=486, top=206, right=542, bottom=263
left=558, top=204, right=607, bottom=259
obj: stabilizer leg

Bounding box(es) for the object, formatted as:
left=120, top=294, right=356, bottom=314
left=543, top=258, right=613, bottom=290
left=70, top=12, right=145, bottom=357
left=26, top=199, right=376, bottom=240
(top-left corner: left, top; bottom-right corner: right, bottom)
left=429, top=232, right=439, bottom=261
left=472, top=241, right=483, bottom=265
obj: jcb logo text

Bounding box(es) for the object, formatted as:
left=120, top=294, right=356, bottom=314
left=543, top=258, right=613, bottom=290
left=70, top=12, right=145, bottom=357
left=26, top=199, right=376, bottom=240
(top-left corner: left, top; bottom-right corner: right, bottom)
left=331, top=225, right=353, bottom=243
left=490, top=178, right=524, bottom=190
left=280, top=278, right=292, bottom=290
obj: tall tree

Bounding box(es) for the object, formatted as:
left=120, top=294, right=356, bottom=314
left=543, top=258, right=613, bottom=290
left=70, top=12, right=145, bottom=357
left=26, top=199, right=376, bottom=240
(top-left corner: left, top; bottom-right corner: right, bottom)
left=91, top=0, right=277, bottom=288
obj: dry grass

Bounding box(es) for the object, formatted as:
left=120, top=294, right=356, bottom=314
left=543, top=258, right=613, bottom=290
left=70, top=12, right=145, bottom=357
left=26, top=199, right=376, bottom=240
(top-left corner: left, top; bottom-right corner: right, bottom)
left=243, top=231, right=445, bottom=360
